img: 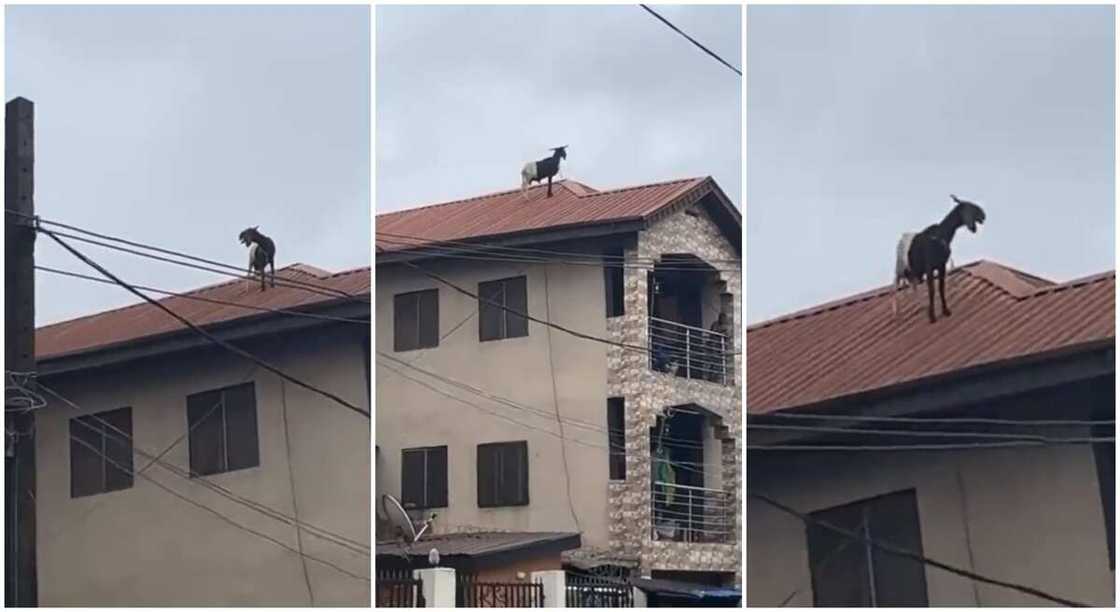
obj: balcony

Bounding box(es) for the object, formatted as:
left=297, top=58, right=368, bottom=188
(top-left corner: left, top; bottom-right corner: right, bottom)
left=650, top=481, right=734, bottom=544
left=648, top=317, right=731, bottom=385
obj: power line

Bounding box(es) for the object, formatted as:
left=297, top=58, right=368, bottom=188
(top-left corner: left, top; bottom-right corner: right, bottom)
left=42, top=229, right=370, bottom=420
left=749, top=492, right=1088, bottom=607
left=638, top=4, right=742, bottom=76
left=386, top=252, right=741, bottom=357
left=747, top=438, right=1112, bottom=452
left=747, top=422, right=1113, bottom=443
left=9, top=210, right=369, bottom=302
left=36, top=265, right=369, bottom=326
left=375, top=230, right=742, bottom=266
left=754, top=411, right=1115, bottom=427
left=67, top=432, right=369, bottom=583
left=544, top=267, right=582, bottom=533
left=39, top=380, right=371, bottom=557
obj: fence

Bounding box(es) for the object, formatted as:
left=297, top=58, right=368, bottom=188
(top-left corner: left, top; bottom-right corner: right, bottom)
left=456, top=574, right=545, bottom=607
left=648, top=316, right=730, bottom=384
left=376, top=569, right=425, bottom=607
left=565, top=572, right=634, bottom=607
left=651, top=480, right=735, bottom=543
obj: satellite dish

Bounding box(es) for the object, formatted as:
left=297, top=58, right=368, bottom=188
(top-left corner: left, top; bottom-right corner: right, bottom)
left=382, top=494, right=418, bottom=543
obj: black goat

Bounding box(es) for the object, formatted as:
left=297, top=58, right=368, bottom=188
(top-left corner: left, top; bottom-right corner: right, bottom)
left=238, top=226, right=276, bottom=291
left=521, top=146, right=567, bottom=198
left=901, top=195, right=986, bottom=323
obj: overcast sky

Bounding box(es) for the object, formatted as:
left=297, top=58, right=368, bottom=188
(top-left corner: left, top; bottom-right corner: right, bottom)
left=747, top=5, right=1114, bottom=323
left=7, top=5, right=370, bottom=325
left=375, top=4, right=741, bottom=213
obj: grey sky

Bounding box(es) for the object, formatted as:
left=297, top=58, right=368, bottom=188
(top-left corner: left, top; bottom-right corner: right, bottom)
left=375, top=4, right=741, bottom=212
left=747, top=5, right=1114, bottom=324
left=6, top=5, right=370, bottom=325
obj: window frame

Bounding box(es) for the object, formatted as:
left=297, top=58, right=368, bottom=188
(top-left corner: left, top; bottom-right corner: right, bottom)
left=393, top=288, right=440, bottom=352
left=478, top=276, right=529, bottom=342
left=187, top=382, right=260, bottom=478
left=607, top=397, right=626, bottom=480
left=69, top=406, right=134, bottom=498
left=401, top=445, right=449, bottom=510
left=477, top=440, right=529, bottom=508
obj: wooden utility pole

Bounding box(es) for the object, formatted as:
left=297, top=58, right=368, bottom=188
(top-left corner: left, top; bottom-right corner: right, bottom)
left=5, top=96, right=37, bottom=607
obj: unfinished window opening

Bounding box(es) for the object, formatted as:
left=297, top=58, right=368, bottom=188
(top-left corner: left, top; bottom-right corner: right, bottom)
left=647, top=256, right=731, bottom=384
left=607, top=397, right=626, bottom=480
left=806, top=489, right=928, bottom=606
left=70, top=407, right=134, bottom=498
left=649, top=405, right=730, bottom=543
left=187, top=382, right=260, bottom=477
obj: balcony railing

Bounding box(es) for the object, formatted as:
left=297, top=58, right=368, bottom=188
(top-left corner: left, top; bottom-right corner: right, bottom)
left=651, top=481, right=734, bottom=544
left=647, top=317, right=731, bottom=385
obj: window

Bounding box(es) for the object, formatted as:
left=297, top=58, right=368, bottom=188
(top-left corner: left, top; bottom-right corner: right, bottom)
left=604, top=249, right=624, bottom=318
left=477, top=441, right=529, bottom=507
left=70, top=407, right=134, bottom=498
left=394, top=289, right=439, bottom=352
left=807, top=490, right=928, bottom=606
left=401, top=446, right=448, bottom=509
left=187, top=382, right=260, bottom=477
left=607, top=398, right=626, bottom=480
left=479, top=276, right=528, bottom=342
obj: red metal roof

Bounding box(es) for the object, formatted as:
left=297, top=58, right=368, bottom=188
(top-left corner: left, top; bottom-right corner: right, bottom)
left=376, top=176, right=714, bottom=252
left=36, top=264, right=370, bottom=361
left=746, top=261, right=1115, bottom=414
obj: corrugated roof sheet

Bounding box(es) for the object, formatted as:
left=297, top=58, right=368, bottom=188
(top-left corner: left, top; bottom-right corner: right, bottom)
left=747, top=261, right=1115, bottom=414
left=36, top=264, right=370, bottom=361
left=375, top=177, right=711, bottom=252
left=375, top=531, right=579, bottom=558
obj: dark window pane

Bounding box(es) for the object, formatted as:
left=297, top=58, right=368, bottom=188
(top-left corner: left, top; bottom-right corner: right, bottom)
left=479, top=281, right=504, bottom=342
left=428, top=446, right=448, bottom=508
left=70, top=416, right=104, bottom=498
left=808, top=501, right=870, bottom=606
left=477, top=444, right=496, bottom=507
left=868, top=491, right=928, bottom=606
left=504, top=277, right=528, bottom=339
left=394, top=292, right=419, bottom=351
left=604, top=250, right=624, bottom=317
left=401, top=449, right=427, bottom=508
left=224, top=383, right=260, bottom=472
left=188, top=389, right=226, bottom=476
left=418, top=290, right=440, bottom=348
left=608, top=398, right=626, bottom=480
left=101, top=408, right=134, bottom=492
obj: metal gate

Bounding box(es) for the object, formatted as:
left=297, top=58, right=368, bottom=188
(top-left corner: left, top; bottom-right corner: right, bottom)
left=376, top=569, right=424, bottom=607
left=456, top=574, right=545, bottom=607
left=566, top=572, right=634, bottom=607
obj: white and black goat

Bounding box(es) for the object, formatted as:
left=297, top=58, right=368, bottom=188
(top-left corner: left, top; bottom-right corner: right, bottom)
left=521, top=146, right=567, bottom=198
left=893, top=195, right=986, bottom=322
left=238, top=226, right=276, bottom=291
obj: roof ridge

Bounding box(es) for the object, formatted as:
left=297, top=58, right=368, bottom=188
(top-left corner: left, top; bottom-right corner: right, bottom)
left=746, top=259, right=1065, bottom=332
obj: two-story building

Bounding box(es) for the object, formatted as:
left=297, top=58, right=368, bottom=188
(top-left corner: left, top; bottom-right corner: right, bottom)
left=746, top=261, right=1114, bottom=606
left=374, top=177, right=742, bottom=592
left=28, top=264, right=370, bottom=605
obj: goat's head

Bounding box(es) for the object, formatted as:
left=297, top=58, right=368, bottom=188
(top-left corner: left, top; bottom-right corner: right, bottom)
left=238, top=226, right=261, bottom=246
left=551, top=145, right=567, bottom=160
left=950, top=195, right=986, bottom=233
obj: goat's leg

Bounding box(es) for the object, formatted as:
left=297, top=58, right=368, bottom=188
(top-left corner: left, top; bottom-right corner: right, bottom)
left=938, top=266, right=951, bottom=317
left=270, top=259, right=276, bottom=288
left=547, top=176, right=553, bottom=198
left=926, top=272, right=936, bottom=323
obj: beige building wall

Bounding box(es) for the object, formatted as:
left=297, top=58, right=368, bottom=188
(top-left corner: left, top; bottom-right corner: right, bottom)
left=35, top=326, right=371, bottom=606
left=375, top=256, right=613, bottom=544
left=747, top=439, right=1114, bottom=606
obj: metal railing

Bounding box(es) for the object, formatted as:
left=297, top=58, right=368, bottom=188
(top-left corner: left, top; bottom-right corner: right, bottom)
left=647, top=316, right=731, bottom=385
left=566, top=573, right=634, bottom=607
left=376, top=569, right=425, bottom=607
left=456, top=574, right=545, bottom=607
left=650, top=481, right=734, bottom=544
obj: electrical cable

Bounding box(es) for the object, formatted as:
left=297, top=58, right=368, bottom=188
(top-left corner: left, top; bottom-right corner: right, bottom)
left=544, top=266, right=583, bottom=533
left=43, top=228, right=370, bottom=420
left=749, top=491, right=1088, bottom=607
left=638, top=4, right=742, bottom=76
left=747, top=438, right=1113, bottom=452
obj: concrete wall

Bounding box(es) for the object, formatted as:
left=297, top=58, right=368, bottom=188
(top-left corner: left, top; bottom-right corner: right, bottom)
left=746, top=436, right=1114, bottom=606
left=375, top=255, right=613, bottom=544
left=35, top=325, right=370, bottom=606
